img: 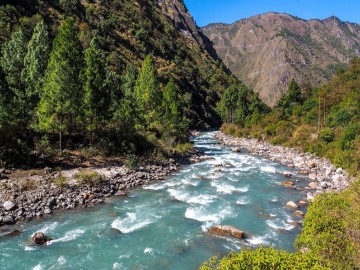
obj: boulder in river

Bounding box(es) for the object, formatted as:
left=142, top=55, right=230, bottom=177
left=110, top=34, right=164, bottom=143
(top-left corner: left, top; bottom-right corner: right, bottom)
left=208, top=225, right=245, bottom=239
left=282, top=181, right=294, bottom=187
left=285, top=201, right=298, bottom=209
left=31, top=232, right=52, bottom=245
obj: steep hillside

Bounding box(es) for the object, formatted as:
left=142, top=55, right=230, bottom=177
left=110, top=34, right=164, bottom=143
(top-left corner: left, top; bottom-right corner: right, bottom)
left=0, top=0, right=242, bottom=165
left=0, top=0, right=234, bottom=128
left=203, top=12, right=360, bottom=106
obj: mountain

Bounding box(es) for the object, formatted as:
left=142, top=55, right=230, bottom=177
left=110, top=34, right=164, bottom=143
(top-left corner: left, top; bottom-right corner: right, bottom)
left=0, top=0, right=234, bottom=128
left=202, top=12, right=360, bottom=106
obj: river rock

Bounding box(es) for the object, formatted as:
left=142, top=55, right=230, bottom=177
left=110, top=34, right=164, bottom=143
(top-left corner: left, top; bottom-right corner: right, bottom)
left=31, top=232, right=52, bottom=245
left=6, top=230, right=21, bottom=237
left=282, top=171, right=292, bottom=178
left=208, top=225, right=245, bottom=239
left=115, top=191, right=127, bottom=197
left=285, top=201, right=298, bottom=209
left=298, top=200, right=307, bottom=206
left=3, top=201, right=16, bottom=211
left=308, top=182, right=317, bottom=189
left=2, top=215, right=15, bottom=225
left=282, top=181, right=294, bottom=187
left=294, top=210, right=305, bottom=218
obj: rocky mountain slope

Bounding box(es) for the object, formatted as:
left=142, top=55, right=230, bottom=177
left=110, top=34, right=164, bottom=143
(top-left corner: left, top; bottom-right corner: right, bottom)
left=202, top=12, right=360, bottom=106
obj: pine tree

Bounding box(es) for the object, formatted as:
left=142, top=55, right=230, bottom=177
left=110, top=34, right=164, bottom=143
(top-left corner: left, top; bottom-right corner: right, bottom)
left=113, top=64, right=137, bottom=135
left=134, top=55, right=161, bottom=131
left=37, top=17, right=83, bottom=152
left=0, top=28, right=27, bottom=124
left=83, top=40, right=111, bottom=142
left=21, top=20, right=50, bottom=112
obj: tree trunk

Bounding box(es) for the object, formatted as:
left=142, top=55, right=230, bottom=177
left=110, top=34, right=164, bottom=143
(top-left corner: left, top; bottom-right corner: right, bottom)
left=59, top=130, right=62, bottom=154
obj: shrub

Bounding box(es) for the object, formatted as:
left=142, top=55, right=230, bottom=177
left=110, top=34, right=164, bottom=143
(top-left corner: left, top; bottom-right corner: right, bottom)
left=339, top=122, right=360, bottom=150
left=200, top=247, right=329, bottom=270
left=75, top=169, right=105, bottom=186
left=54, top=174, right=69, bottom=188
left=319, top=128, right=335, bottom=143
left=295, top=193, right=355, bottom=269
left=175, top=142, right=194, bottom=154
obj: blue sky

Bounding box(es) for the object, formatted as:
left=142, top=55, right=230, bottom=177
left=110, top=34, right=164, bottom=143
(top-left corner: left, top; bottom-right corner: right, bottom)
left=184, top=0, right=360, bottom=27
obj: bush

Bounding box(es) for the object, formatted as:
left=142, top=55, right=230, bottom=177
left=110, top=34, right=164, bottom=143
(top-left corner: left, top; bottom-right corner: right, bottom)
left=175, top=142, right=194, bottom=154
left=200, top=247, right=329, bottom=270
left=319, top=128, right=335, bottom=143
left=295, top=193, right=355, bottom=269
left=339, top=122, right=360, bottom=150
left=75, top=169, right=105, bottom=186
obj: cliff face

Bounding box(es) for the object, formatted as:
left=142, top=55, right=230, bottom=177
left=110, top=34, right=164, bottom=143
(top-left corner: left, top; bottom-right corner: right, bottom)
left=203, top=13, right=360, bottom=106
left=158, top=0, right=219, bottom=59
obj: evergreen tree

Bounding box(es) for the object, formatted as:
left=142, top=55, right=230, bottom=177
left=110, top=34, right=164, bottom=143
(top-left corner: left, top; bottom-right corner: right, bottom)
left=21, top=20, right=50, bottom=114
left=113, top=64, right=137, bottom=135
left=0, top=28, right=27, bottom=124
left=37, top=17, right=83, bottom=152
left=161, top=79, right=188, bottom=139
left=278, top=78, right=303, bottom=108
left=218, top=83, right=249, bottom=126
left=134, top=55, right=161, bottom=131
left=83, top=40, right=111, bottom=142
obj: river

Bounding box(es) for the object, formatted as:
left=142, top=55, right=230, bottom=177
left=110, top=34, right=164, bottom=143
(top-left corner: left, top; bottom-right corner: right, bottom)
left=0, top=132, right=309, bottom=269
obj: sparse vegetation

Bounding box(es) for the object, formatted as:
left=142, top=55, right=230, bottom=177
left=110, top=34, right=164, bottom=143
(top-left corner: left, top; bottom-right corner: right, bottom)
left=75, top=169, right=105, bottom=186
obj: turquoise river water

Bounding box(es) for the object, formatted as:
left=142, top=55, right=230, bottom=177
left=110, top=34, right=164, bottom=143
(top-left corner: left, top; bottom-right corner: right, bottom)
left=0, top=132, right=310, bottom=270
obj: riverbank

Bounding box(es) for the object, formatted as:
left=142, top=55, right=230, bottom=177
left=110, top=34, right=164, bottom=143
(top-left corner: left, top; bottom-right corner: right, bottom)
left=215, top=132, right=352, bottom=200
left=0, top=153, right=201, bottom=227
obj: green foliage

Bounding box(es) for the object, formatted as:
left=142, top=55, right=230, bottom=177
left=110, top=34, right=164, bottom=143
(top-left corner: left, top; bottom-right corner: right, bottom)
left=0, top=28, right=27, bottom=125
left=83, top=40, right=111, bottom=140
left=295, top=193, right=356, bottom=269
left=75, top=169, right=105, bottom=186
left=319, top=128, right=335, bottom=143
left=200, top=247, right=329, bottom=270
left=21, top=20, right=50, bottom=113
left=134, top=55, right=161, bottom=131
left=339, top=122, right=360, bottom=150
left=37, top=17, right=83, bottom=151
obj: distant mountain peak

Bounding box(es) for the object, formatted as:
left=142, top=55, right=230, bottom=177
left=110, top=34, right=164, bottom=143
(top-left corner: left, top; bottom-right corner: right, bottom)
left=203, top=13, right=360, bottom=106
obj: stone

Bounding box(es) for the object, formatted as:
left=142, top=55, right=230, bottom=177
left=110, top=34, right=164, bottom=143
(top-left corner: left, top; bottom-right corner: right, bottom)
left=282, top=181, right=294, bottom=187
left=6, top=230, right=21, bottom=237
left=31, top=232, right=52, bottom=245
left=307, top=162, right=316, bottom=168
left=294, top=210, right=305, bottom=218
left=3, top=201, right=16, bottom=211
left=285, top=201, right=298, bottom=209
left=308, top=182, right=317, bottom=189
left=115, top=190, right=127, bottom=197
left=282, top=171, right=292, bottom=178
left=298, top=200, right=307, bottom=206
left=208, top=225, right=245, bottom=239
left=2, top=215, right=15, bottom=225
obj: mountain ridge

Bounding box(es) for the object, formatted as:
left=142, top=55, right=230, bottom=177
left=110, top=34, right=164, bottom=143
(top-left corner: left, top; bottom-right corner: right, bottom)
left=202, top=12, right=360, bottom=106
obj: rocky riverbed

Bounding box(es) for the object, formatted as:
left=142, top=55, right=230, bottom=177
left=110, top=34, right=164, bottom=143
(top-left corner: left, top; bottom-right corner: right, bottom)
left=215, top=132, right=352, bottom=201
left=0, top=154, right=199, bottom=227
